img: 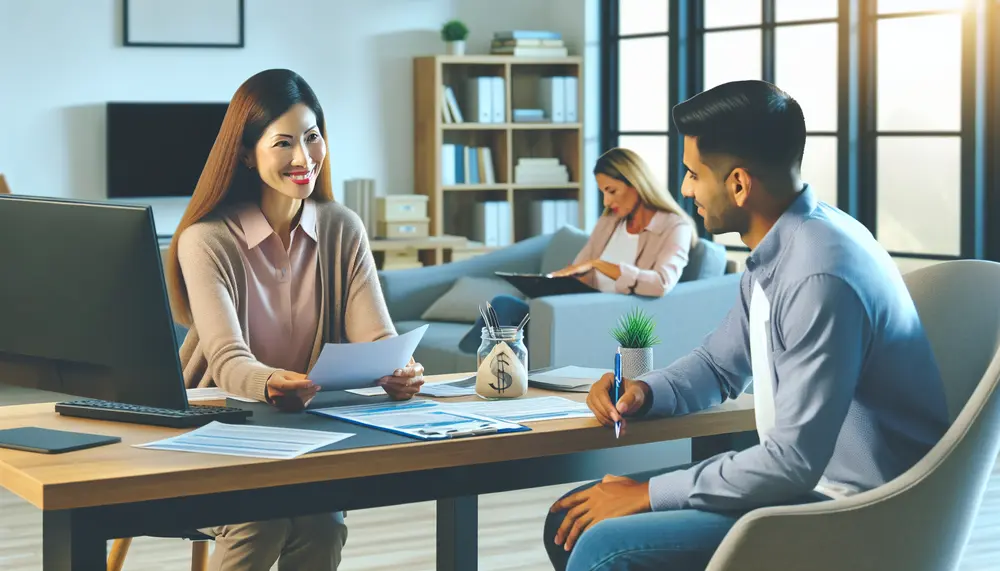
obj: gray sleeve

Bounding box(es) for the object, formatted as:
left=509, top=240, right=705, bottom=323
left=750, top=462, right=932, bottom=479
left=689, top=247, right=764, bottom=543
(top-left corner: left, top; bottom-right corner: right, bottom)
left=647, top=274, right=871, bottom=512
left=636, top=272, right=753, bottom=416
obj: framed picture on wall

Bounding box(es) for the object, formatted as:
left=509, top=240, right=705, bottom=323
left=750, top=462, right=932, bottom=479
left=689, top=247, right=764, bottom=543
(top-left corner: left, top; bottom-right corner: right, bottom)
left=123, top=0, right=245, bottom=48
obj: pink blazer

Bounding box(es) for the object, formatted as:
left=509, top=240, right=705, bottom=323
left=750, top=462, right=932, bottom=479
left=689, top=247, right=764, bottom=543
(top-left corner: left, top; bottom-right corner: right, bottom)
left=573, top=211, right=694, bottom=297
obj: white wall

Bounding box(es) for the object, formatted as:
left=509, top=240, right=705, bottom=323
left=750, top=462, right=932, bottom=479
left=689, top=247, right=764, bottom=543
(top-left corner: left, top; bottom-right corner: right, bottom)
left=0, top=0, right=598, bottom=232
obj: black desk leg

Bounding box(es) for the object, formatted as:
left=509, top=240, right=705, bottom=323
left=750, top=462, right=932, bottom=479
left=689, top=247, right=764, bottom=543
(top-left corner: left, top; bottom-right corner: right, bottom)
left=43, top=510, right=106, bottom=570
left=437, top=495, right=478, bottom=571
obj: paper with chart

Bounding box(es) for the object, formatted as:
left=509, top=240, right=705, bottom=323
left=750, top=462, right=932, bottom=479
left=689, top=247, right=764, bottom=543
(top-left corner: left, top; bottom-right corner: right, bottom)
left=134, top=421, right=353, bottom=459
left=309, top=400, right=527, bottom=440
left=442, top=396, right=593, bottom=423
left=529, top=366, right=609, bottom=392
left=309, top=325, right=429, bottom=391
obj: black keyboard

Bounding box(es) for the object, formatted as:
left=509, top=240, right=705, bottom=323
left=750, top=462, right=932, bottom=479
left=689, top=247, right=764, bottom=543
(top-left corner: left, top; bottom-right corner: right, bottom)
left=55, top=399, right=253, bottom=428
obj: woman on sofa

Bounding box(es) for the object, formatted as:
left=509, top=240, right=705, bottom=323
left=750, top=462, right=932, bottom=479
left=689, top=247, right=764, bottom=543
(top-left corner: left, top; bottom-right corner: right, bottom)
left=165, top=68, right=424, bottom=571
left=458, top=146, right=698, bottom=353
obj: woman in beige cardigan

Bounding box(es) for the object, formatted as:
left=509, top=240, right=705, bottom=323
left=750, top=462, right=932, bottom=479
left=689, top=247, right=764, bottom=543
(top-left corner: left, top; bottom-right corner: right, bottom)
left=459, top=147, right=698, bottom=353
left=165, top=68, right=424, bottom=571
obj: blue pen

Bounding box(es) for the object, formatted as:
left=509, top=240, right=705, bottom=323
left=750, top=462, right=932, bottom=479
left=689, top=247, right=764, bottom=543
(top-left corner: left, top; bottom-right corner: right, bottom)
left=613, top=347, right=622, bottom=438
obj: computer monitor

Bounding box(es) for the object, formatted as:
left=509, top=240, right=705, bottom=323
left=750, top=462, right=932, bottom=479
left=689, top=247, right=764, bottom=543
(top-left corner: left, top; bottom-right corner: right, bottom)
left=0, top=194, right=190, bottom=410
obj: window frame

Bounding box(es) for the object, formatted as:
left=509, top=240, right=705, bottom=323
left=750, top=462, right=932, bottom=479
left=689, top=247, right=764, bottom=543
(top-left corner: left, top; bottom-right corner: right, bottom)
left=600, top=0, right=997, bottom=262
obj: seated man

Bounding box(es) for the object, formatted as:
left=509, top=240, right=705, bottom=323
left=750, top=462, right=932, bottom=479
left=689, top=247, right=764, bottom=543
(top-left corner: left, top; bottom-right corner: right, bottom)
left=543, top=80, right=950, bottom=571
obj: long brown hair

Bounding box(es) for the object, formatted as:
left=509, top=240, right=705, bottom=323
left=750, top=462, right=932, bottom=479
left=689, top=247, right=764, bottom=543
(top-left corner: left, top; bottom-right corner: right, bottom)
left=166, top=69, right=334, bottom=326
left=593, top=147, right=698, bottom=247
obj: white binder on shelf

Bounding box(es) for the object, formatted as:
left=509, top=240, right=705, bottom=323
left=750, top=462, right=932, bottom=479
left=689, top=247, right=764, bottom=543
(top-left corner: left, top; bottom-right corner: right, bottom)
left=563, top=76, right=578, bottom=122
left=491, top=77, right=506, bottom=123
left=466, top=77, right=494, bottom=123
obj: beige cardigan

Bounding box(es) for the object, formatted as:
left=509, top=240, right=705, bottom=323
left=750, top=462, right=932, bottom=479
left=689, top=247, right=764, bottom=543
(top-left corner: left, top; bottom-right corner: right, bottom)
left=574, top=210, right=693, bottom=297
left=176, top=201, right=396, bottom=401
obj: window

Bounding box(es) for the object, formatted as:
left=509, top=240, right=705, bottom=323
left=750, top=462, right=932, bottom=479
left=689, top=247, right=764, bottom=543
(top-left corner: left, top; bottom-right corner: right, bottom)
left=700, top=1, right=839, bottom=247
left=606, top=0, right=671, bottom=195
left=873, top=8, right=964, bottom=256
left=601, top=0, right=992, bottom=262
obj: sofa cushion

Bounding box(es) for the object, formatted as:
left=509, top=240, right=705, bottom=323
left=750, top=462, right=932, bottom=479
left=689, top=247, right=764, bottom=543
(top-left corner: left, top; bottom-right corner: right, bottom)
left=680, top=238, right=727, bottom=282
left=395, top=320, right=478, bottom=375
left=540, top=225, right=590, bottom=275
left=419, top=276, right=525, bottom=323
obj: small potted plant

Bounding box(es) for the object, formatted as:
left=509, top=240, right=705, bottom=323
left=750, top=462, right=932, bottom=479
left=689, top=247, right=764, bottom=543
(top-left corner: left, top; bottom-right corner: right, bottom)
left=441, top=19, right=469, bottom=55
left=610, top=307, right=661, bottom=379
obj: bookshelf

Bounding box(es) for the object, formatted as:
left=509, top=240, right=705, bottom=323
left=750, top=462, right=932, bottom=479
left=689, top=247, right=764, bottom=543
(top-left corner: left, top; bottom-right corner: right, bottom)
left=413, top=55, right=584, bottom=258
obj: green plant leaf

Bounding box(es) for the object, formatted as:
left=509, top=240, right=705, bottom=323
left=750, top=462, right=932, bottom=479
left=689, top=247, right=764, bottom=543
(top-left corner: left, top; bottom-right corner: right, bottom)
left=609, top=307, right=661, bottom=349
left=441, top=20, right=469, bottom=42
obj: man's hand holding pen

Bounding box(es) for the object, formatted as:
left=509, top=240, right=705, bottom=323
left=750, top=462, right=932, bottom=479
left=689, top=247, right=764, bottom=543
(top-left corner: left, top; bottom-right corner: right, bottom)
left=586, top=373, right=651, bottom=437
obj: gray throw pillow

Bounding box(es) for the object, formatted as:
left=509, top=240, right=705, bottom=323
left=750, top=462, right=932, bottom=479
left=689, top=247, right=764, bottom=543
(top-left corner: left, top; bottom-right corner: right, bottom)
left=420, top=276, right=526, bottom=323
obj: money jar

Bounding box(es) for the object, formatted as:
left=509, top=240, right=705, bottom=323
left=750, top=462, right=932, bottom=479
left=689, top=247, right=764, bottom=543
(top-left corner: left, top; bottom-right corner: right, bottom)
left=475, top=327, right=528, bottom=399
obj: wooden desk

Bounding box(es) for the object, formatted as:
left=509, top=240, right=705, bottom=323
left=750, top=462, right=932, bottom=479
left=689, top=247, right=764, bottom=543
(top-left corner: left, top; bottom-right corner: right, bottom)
left=0, top=375, right=755, bottom=571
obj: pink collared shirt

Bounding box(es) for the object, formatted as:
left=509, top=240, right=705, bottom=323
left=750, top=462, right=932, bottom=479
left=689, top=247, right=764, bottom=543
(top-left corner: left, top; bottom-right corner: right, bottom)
left=221, top=200, right=320, bottom=375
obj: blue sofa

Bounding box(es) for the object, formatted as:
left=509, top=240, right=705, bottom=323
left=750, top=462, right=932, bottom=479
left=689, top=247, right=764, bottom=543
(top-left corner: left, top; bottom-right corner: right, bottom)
left=378, top=226, right=741, bottom=375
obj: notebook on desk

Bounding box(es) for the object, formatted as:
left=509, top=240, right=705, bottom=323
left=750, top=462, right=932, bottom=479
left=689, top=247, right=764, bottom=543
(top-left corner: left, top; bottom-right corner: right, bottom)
left=528, top=366, right=609, bottom=393
left=495, top=272, right=597, bottom=298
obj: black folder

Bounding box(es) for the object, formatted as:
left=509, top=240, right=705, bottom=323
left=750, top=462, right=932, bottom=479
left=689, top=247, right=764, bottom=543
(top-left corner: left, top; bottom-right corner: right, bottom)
left=0, top=426, right=121, bottom=454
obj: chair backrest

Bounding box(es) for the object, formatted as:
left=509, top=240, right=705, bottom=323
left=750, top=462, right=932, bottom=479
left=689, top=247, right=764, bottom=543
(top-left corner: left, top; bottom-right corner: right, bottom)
left=706, top=260, right=1000, bottom=571
left=903, top=260, right=1000, bottom=422
left=0, top=173, right=10, bottom=195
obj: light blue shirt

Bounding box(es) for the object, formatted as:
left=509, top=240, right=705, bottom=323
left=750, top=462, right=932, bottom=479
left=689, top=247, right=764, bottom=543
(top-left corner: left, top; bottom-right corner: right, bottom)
left=639, top=186, right=950, bottom=512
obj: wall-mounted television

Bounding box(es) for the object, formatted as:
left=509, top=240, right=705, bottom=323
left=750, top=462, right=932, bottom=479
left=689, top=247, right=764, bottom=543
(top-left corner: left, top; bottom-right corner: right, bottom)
left=106, top=102, right=229, bottom=199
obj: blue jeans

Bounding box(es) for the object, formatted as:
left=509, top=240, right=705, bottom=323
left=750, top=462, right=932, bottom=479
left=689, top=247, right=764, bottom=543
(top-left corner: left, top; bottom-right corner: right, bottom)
left=543, top=463, right=829, bottom=571
left=458, top=294, right=530, bottom=353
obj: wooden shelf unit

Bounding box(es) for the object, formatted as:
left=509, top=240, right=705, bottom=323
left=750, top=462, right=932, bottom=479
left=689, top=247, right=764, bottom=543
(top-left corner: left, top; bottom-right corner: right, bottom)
left=413, top=55, right=584, bottom=248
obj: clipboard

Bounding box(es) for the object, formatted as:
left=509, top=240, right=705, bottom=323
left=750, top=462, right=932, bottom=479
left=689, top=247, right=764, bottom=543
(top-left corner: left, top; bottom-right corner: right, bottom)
left=495, top=272, right=597, bottom=298
left=308, top=404, right=531, bottom=441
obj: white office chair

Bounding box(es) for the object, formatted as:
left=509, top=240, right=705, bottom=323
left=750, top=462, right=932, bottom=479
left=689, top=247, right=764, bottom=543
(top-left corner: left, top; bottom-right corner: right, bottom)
left=706, top=260, right=1000, bottom=571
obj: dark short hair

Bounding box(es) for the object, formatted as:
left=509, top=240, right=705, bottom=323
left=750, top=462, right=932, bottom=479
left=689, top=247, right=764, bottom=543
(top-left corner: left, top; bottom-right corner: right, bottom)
left=672, top=80, right=806, bottom=176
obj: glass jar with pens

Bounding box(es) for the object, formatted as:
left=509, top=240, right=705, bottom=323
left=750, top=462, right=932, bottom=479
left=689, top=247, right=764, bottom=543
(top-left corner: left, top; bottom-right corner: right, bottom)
left=475, top=307, right=529, bottom=399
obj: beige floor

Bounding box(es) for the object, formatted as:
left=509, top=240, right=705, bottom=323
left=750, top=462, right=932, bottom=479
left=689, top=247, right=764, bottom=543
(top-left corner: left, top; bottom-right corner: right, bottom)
left=2, top=460, right=998, bottom=571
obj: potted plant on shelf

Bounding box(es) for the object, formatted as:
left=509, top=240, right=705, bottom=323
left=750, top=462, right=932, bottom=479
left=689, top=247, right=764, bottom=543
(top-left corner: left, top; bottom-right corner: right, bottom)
left=610, top=307, right=661, bottom=379
left=441, top=19, right=469, bottom=55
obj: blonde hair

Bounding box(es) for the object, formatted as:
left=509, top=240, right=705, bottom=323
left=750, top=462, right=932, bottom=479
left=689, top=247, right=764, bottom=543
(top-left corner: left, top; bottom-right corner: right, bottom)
left=165, top=69, right=334, bottom=326
left=593, top=147, right=698, bottom=247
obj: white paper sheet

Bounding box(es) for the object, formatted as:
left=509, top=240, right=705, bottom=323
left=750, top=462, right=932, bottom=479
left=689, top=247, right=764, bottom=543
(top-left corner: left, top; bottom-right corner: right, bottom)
left=419, top=383, right=477, bottom=398
left=345, top=377, right=476, bottom=398
left=309, top=325, right=429, bottom=391
left=134, top=421, right=353, bottom=459
left=442, top=396, right=593, bottom=423
left=186, top=387, right=256, bottom=403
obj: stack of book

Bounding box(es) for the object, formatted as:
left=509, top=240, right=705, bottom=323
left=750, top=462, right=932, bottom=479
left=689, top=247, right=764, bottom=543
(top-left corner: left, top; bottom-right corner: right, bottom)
left=514, top=157, right=570, bottom=185
left=491, top=30, right=568, bottom=57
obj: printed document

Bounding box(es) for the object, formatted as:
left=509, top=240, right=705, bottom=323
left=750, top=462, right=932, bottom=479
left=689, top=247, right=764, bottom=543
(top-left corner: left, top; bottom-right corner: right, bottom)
left=309, top=325, right=429, bottom=391
left=442, top=396, right=593, bottom=423
left=345, top=376, right=476, bottom=398
left=134, top=421, right=353, bottom=459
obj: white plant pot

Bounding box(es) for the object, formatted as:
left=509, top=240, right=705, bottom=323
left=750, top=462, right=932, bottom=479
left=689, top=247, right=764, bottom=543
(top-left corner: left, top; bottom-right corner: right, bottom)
left=446, top=40, right=466, bottom=56
left=620, top=347, right=654, bottom=379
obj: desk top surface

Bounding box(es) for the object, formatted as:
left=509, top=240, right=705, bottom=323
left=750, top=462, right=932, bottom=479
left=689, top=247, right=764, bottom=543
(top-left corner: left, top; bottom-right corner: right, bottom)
left=0, top=374, right=754, bottom=511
